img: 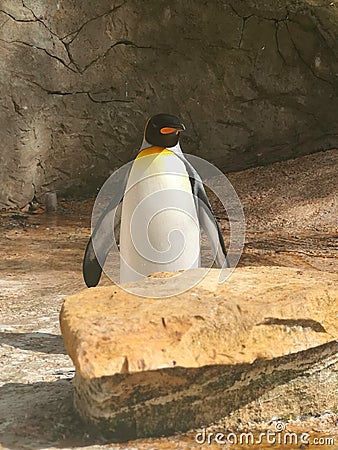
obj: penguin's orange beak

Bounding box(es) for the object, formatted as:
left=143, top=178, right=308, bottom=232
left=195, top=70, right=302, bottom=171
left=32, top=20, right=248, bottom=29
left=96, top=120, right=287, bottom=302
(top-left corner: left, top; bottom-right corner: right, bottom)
left=160, top=127, right=178, bottom=135
left=160, top=124, right=186, bottom=135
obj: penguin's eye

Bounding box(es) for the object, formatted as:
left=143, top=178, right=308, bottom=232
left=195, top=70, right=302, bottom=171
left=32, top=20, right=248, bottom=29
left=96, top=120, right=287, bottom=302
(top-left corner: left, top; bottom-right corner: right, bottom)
left=160, top=127, right=178, bottom=135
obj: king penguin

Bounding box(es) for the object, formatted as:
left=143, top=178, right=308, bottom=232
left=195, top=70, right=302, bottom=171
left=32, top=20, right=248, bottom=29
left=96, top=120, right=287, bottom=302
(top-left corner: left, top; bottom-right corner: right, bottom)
left=83, top=113, right=229, bottom=287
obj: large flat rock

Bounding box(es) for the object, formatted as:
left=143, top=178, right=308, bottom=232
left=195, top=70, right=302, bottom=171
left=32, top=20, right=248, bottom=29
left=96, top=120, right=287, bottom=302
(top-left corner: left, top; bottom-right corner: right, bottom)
left=61, top=267, right=337, bottom=378
left=60, top=267, right=338, bottom=439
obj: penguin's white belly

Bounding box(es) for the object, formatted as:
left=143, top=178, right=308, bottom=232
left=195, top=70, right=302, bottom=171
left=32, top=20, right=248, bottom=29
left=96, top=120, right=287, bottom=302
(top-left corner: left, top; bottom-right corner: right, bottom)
left=120, top=150, right=200, bottom=283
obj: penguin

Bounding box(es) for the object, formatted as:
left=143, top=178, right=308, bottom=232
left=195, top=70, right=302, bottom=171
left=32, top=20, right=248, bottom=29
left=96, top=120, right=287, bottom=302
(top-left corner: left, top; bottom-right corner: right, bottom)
left=83, top=113, right=228, bottom=287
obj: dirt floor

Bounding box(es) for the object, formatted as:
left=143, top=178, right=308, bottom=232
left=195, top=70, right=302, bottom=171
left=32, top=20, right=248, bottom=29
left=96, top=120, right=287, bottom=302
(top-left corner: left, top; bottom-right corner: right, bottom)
left=0, top=149, right=337, bottom=450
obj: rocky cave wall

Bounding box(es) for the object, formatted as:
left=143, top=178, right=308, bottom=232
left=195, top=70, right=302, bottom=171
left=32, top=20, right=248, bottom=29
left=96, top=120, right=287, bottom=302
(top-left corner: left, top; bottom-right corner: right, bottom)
left=0, top=0, right=337, bottom=208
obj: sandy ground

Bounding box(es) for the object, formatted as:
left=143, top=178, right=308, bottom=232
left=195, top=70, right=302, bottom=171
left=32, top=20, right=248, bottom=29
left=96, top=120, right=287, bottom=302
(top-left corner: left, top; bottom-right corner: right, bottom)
left=0, top=149, right=337, bottom=450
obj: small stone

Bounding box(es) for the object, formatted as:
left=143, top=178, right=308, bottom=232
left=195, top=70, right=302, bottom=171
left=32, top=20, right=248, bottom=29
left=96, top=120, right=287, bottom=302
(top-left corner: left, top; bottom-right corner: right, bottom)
left=45, top=192, right=58, bottom=213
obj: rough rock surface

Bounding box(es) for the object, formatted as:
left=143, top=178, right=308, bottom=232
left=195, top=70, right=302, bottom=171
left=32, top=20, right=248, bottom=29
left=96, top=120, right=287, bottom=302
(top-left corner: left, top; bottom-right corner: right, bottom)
left=0, top=0, right=337, bottom=208
left=60, top=267, right=338, bottom=439
left=0, top=150, right=337, bottom=449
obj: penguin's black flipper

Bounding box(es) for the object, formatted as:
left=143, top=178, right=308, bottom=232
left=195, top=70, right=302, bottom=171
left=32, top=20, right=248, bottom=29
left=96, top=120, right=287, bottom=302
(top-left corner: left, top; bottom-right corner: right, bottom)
left=197, top=197, right=229, bottom=268
left=83, top=200, right=123, bottom=287
left=83, top=163, right=130, bottom=287
left=177, top=154, right=229, bottom=268
left=83, top=237, right=103, bottom=287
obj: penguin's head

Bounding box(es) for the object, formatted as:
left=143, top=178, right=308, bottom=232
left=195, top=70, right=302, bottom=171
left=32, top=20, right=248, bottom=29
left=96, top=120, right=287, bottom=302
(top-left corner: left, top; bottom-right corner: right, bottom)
left=145, top=113, right=186, bottom=148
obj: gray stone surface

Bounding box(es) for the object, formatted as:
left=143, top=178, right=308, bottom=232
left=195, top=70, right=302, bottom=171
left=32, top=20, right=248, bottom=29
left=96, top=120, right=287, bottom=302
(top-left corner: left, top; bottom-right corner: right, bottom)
left=0, top=1, right=337, bottom=208
left=0, top=150, right=337, bottom=448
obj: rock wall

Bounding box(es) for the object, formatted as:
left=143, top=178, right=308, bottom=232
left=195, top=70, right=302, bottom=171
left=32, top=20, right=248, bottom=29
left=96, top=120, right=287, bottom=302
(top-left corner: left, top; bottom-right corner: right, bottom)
left=0, top=0, right=337, bottom=208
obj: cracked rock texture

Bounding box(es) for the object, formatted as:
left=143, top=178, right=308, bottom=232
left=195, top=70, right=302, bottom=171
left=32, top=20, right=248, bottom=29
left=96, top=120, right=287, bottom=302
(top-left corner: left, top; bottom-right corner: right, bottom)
left=0, top=0, right=337, bottom=208
left=60, top=267, right=338, bottom=439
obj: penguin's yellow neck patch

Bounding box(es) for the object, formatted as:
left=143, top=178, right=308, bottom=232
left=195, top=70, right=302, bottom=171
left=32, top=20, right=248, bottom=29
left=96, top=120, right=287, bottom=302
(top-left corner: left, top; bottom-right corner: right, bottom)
left=136, top=146, right=173, bottom=159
